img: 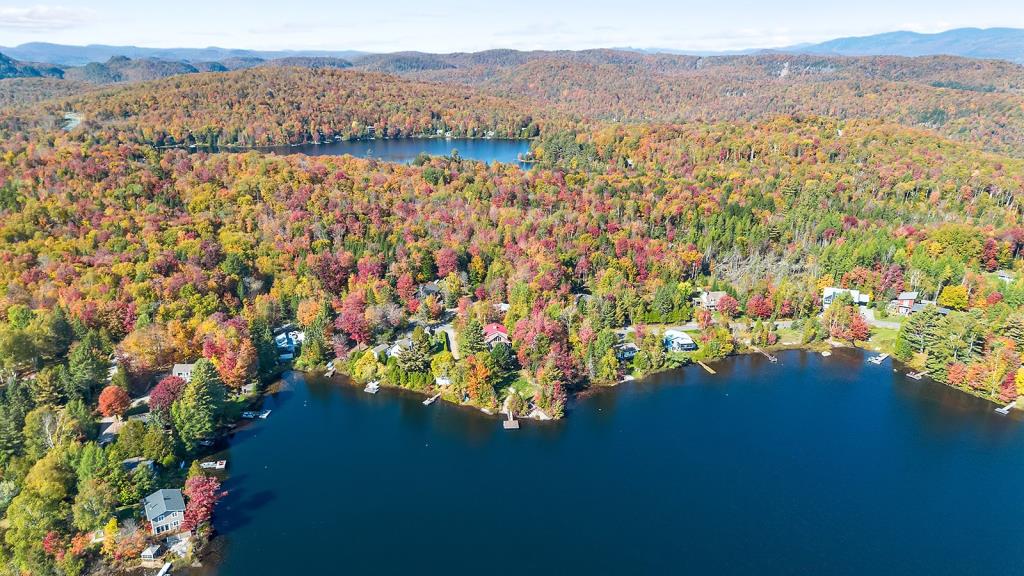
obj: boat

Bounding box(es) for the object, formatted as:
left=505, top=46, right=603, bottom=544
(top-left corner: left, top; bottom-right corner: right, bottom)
left=821, top=350, right=832, bottom=357
left=364, top=380, right=380, bottom=394
left=257, top=409, right=272, bottom=419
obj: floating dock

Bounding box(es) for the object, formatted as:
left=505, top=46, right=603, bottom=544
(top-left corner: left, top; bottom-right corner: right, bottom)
left=364, top=380, right=380, bottom=394
left=868, top=353, right=890, bottom=365
left=907, top=371, right=926, bottom=380
left=697, top=361, right=716, bottom=374
left=996, top=400, right=1017, bottom=415
left=423, top=393, right=441, bottom=406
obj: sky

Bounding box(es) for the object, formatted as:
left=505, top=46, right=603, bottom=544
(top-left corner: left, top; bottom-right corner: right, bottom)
left=1, top=0, right=1023, bottom=53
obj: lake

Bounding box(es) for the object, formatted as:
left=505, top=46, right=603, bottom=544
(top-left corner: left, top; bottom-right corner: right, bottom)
left=265, top=138, right=531, bottom=165
left=195, top=349, right=1024, bottom=575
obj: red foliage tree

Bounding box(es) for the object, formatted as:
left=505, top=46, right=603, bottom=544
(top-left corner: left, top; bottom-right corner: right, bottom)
left=98, top=385, right=131, bottom=418
left=716, top=295, right=739, bottom=319
left=337, top=291, right=370, bottom=345
left=182, top=475, right=225, bottom=532
left=849, top=312, right=870, bottom=345
left=746, top=294, right=773, bottom=319
left=435, top=248, right=458, bottom=278
left=150, top=375, right=187, bottom=414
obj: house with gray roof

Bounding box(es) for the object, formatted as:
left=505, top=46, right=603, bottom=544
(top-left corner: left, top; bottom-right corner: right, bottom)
left=144, top=489, right=186, bottom=535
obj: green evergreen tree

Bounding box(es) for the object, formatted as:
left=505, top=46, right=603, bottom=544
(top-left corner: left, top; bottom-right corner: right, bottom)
left=171, top=359, right=223, bottom=452
left=460, top=318, right=486, bottom=355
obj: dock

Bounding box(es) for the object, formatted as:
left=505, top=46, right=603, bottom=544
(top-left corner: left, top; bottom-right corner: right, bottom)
left=751, top=346, right=777, bottom=363
left=502, top=409, right=520, bottom=430
left=907, top=371, right=927, bottom=380
left=364, top=380, right=380, bottom=394
left=868, top=353, right=890, bottom=365
left=155, top=563, right=172, bottom=576
left=697, top=361, right=716, bottom=374
left=422, top=393, right=441, bottom=406
left=996, top=400, right=1017, bottom=415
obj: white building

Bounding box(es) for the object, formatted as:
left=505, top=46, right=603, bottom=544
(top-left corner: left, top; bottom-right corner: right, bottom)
left=822, top=287, right=870, bottom=310
left=171, top=363, right=195, bottom=382
left=663, top=329, right=698, bottom=352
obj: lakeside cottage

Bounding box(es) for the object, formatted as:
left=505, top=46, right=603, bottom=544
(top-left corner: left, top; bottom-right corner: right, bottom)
left=387, top=338, right=413, bottom=358
left=663, top=329, right=698, bottom=352
left=615, top=342, right=639, bottom=360
left=144, top=489, right=186, bottom=536
left=821, top=287, right=871, bottom=309
left=171, top=363, right=195, bottom=382
left=482, top=323, right=511, bottom=349
left=895, top=291, right=919, bottom=315
left=694, top=290, right=728, bottom=311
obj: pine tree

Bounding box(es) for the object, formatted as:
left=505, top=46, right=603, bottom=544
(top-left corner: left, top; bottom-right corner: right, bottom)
left=171, top=359, right=223, bottom=452
left=460, top=318, right=486, bottom=355
left=397, top=328, right=431, bottom=373
left=67, top=330, right=107, bottom=401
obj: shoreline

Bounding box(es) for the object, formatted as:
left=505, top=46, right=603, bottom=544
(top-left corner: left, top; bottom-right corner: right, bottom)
left=149, top=134, right=536, bottom=153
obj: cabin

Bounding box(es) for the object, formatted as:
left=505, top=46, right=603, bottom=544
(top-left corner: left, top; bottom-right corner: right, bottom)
left=143, top=489, right=186, bottom=536
left=663, top=329, right=698, bottom=352
left=615, top=342, right=639, bottom=360
left=171, top=363, right=195, bottom=382
left=822, top=287, right=870, bottom=310
left=387, top=338, right=413, bottom=358
left=482, top=323, right=511, bottom=349
left=140, top=544, right=163, bottom=563
left=895, top=291, right=919, bottom=315
left=415, top=282, right=441, bottom=301
left=694, top=291, right=728, bottom=311
left=370, top=343, right=390, bottom=359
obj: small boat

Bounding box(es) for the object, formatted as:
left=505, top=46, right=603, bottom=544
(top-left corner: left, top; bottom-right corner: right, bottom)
left=364, top=380, right=380, bottom=394
left=200, top=460, right=227, bottom=470
left=197, top=438, right=215, bottom=447
left=257, top=409, right=272, bottom=419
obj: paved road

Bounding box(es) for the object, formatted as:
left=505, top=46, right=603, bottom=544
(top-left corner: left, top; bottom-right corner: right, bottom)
left=858, top=307, right=902, bottom=330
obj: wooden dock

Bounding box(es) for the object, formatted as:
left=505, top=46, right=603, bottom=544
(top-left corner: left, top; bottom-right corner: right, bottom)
left=996, top=400, right=1017, bottom=415
left=697, top=361, right=716, bottom=374
left=907, top=371, right=926, bottom=380
left=751, top=346, right=777, bottom=363
left=868, top=353, right=890, bottom=365
left=364, top=380, right=380, bottom=394
left=422, top=393, right=441, bottom=406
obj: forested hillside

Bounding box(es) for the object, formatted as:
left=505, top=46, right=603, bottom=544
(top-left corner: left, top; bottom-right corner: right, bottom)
left=2, top=44, right=1024, bottom=576
left=7, top=68, right=546, bottom=147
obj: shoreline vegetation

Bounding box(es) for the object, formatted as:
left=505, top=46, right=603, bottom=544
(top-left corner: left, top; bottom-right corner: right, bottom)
left=3, top=59, right=1024, bottom=576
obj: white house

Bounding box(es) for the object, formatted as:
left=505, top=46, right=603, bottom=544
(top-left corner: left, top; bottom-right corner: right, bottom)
left=144, top=489, right=186, bottom=536
left=694, top=291, right=728, bottom=311
left=663, top=329, right=698, bottom=352
left=482, top=323, right=511, bottom=349
left=387, top=338, right=413, bottom=358
left=171, top=363, right=195, bottom=382
left=822, top=287, right=870, bottom=310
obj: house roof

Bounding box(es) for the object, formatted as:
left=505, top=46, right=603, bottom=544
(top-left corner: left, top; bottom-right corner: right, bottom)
left=663, top=329, right=695, bottom=343
left=172, top=363, right=194, bottom=373
left=482, top=323, right=508, bottom=337
left=144, top=489, right=185, bottom=521
left=911, top=303, right=951, bottom=315
left=897, top=291, right=919, bottom=300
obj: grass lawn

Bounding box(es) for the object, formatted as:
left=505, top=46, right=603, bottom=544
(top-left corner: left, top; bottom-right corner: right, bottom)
left=867, top=326, right=900, bottom=353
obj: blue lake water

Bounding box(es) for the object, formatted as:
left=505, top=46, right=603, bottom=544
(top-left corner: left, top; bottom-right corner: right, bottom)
left=195, top=349, right=1024, bottom=575
left=266, top=138, right=531, bottom=164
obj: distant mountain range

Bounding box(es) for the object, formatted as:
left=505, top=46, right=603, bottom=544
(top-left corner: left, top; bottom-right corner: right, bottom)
left=627, top=28, right=1024, bottom=63
left=0, top=42, right=367, bottom=67
left=789, top=27, right=1024, bottom=63
left=2, top=28, right=1023, bottom=71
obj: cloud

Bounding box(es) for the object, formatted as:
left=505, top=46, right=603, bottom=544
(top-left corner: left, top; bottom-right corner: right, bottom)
left=0, top=4, right=93, bottom=31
